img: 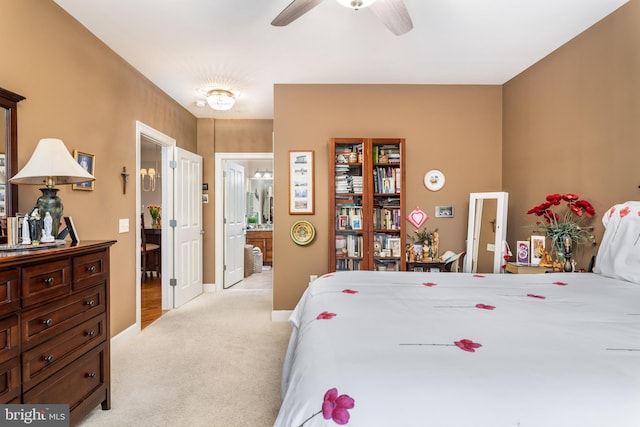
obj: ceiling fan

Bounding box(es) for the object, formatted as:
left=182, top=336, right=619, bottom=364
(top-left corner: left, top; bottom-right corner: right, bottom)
left=271, top=0, right=413, bottom=36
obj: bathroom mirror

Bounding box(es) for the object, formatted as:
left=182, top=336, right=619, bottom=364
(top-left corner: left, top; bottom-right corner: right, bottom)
left=0, top=87, right=26, bottom=240
left=463, top=192, right=509, bottom=274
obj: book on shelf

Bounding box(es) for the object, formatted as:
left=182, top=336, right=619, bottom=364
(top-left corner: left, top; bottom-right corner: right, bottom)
left=349, top=215, right=362, bottom=230
left=338, top=215, right=349, bottom=230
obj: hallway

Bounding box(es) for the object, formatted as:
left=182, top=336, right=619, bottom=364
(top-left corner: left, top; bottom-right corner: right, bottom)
left=141, top=268, right=273, bottom=329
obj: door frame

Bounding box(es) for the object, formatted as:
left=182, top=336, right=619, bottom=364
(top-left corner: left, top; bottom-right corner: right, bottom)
left=214, top=152, right=273, bottom=292
left=136, top=121, right=176, bottom=329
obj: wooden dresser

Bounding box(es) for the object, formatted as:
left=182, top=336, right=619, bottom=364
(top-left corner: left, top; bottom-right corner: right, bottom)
left=0, top=240, right=115, bottom=425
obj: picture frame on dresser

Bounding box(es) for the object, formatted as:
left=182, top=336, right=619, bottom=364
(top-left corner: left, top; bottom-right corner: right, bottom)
left=289, top=150, right=314, bottom=214
left=64, top=216, right=80, bottom=244
left=530, top=235, right=545, bottom=266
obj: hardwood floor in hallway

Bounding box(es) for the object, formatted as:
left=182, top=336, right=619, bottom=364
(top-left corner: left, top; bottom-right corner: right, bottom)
left=141, top=275, right=166, bottom=329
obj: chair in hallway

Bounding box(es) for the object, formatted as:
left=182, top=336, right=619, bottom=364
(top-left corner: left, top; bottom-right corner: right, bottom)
left=141, top=214, right=160, bottom=281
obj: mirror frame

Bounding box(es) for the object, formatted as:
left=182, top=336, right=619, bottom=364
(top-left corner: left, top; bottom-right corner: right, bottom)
left=0, top=87, right=26, bottom=218
left=463, top=192, right=509, bottom=274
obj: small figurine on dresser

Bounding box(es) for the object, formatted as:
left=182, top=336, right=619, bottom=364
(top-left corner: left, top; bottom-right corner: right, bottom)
left=41, top=211, right=55, bottom=243
left=432, top=231, right=439, bottom=259
left=28, top=207, right=42, bottom=244
left=21, top=215, right=31, bottom=245
left=407, top=244, right=415, bottom=262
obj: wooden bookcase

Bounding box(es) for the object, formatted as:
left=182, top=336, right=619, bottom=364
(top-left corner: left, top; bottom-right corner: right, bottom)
left=329, top=138, right=405, bottom=272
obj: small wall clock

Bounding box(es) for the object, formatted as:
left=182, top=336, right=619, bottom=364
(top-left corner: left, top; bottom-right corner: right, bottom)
left=424, top=169, right=445, bottom=191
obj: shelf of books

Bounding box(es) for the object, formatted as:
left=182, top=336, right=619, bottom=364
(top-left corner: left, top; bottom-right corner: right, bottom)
left=329, top=138, right=405, bottom=272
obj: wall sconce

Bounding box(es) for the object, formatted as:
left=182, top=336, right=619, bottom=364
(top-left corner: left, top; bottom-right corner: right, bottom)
left=140, top=167, right=157, bottom=192
left=253, top=170, right=272, bottom=179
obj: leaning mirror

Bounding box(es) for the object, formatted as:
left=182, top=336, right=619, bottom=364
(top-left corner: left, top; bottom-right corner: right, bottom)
left=463, top=192, right=509, bottom=274
left=0, top=87, right=25, bottom=242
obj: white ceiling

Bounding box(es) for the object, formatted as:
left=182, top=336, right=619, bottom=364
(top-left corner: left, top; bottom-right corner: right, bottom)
left=53, top=0, right=627, bottom=119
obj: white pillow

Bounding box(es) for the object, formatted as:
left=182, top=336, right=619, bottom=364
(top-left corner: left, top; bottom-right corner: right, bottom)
left=593, top=201, right=640, bottom=283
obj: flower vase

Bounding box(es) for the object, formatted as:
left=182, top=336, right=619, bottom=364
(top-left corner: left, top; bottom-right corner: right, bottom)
left=151, top=217, right=159, bottom=228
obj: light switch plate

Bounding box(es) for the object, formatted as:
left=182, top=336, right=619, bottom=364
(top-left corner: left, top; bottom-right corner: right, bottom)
left=119, top=218, right=129, bottom=233
left=486, top=243, right=495, bottom=252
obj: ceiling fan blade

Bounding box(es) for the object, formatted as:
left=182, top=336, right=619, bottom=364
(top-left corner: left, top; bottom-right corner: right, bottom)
left=369, top=0, right=413, bottom=36
left=271, top=0, right=325, bottom=26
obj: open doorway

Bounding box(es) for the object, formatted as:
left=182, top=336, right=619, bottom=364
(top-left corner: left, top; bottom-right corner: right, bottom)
left=140, top=136, right=164, bottom=328
left=215, top=153, right=273, bottom=291
left=136, top=121, right=175, bottom=330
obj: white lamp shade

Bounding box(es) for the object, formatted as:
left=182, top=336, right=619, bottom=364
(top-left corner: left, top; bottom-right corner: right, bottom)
left=10, top=138, right=95, bottom=185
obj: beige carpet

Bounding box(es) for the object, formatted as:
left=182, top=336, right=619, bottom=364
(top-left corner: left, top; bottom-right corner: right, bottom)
left=78, top=288, right=291, bottom=427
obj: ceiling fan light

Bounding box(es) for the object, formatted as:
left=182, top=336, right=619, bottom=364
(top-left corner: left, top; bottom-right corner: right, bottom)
left=336, top=0, right=376, bottom=10
left=206, top=89, right=236, bottom=111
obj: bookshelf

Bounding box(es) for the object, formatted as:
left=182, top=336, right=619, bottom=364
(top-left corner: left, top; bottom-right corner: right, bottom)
left=329, top=138, right=405, bottom=272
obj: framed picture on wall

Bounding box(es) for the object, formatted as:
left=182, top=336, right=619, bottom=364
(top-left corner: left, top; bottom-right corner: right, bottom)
left=72, top=150, right=95, bottom=191
left=289, top=150, right=314, bottom=214
left=435, top=206, right=454, bottom=218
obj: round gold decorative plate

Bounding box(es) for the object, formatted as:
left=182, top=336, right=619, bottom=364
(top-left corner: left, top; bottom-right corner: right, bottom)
left=290, top=220, right=316, bottom=246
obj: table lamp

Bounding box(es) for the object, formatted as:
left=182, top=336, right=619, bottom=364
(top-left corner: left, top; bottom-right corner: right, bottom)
left=9, top=138, right=95, bottom=239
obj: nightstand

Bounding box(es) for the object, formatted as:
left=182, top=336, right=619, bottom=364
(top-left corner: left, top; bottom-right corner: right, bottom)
left=505, top=262, right=556, bottom=274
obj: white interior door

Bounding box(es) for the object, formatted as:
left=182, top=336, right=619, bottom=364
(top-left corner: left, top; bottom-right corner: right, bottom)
left=173, top=147, right=203, bottom=307
left=224, top=161, right=245, bottom=288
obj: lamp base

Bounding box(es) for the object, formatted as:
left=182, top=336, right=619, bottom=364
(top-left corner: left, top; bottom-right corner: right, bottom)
left=37, top=187, right=63, bottom=239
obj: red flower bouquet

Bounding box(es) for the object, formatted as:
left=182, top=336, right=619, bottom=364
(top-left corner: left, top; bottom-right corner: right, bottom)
left=527, top=193, right=596, bottom=258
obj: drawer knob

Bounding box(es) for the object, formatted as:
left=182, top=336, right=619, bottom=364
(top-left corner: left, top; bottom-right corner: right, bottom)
left=44, top=354, right=54, bottom=363
left=42, top=318, right=53, bottom=327
left=85, top=300, right=96, bottom=307
left=87, top=265, right=97, bottom=273
left=87, top=372, right=96, bottom=379
left=44, top=277, right=54, bottom=286
left=87, top=330, right=96, bottom=337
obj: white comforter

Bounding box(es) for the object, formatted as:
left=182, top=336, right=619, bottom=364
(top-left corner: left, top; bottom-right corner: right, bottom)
left=275, top=271, right=640, bottom=427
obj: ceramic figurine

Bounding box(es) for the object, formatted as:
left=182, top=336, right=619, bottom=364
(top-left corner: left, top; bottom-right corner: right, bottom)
left=21, top=215, right=31, bottom=245
left=41, top=212, right=55, bottom=243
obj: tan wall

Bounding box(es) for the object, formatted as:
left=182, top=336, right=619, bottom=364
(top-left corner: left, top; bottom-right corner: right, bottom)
left=273, top=85, right=503, bottom=310
left=7, top=0, right=636, bottom=320
left=197, top=119, right=273, bottom=284
left=503, top=0, right=640, bottom=268
left=2, top=1, right=197, bottom=335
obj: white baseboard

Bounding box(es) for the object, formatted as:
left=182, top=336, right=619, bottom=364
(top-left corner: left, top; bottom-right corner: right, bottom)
left=204, top=283, right=217, bottom=292
left=272, top=310, right=292, bottom=322
left=110, top=323, right=140, bottom=352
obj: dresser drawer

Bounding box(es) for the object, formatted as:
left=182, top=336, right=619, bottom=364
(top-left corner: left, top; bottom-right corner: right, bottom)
left=0, top=268, right=20, bottom=317
left=24, top=342, right=107, bottom=410
left=74, top=250, right=108, bottom=291
left=0, top=356, right=20, bottom=404
left=22, top=259, right=72, bottom=307
left=22, top=285, right=105, bottom=351
left=22, top=313, right=106, bottom=391
left=0, top=314, right=19, bottom=362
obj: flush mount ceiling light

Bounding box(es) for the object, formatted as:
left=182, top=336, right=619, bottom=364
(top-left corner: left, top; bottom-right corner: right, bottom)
left=336, top=0, right=377, bottom=10
left=205, top=89, right=236, bottom=111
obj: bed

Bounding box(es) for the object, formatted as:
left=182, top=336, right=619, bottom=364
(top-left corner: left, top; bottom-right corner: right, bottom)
left=275, top=202, right=640, bottom=426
